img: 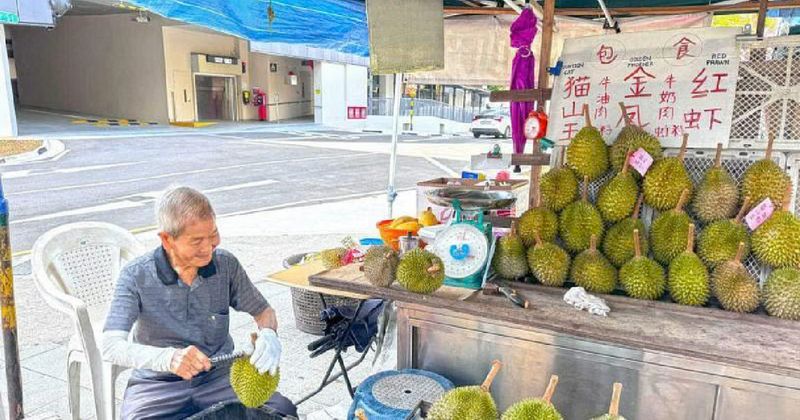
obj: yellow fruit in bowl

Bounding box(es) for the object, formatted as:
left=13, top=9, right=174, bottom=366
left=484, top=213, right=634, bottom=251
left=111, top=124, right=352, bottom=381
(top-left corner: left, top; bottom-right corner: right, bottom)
left=419, top=207, right=439, bottom=227
left=390, top=216, right=416, bottom=228
left=394, top=221, right=421, bottom=231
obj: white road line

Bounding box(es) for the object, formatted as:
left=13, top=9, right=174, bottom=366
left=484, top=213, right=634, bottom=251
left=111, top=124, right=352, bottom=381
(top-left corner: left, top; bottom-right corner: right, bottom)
left=423, top=156, right=458, bottom=177
left=8, top=152, right=377, bottom=196
left=11, top=201, right=143, bottom=225
left=2, top=161, right=143, bottom=179
left=203, top=179, right=279, bottom=193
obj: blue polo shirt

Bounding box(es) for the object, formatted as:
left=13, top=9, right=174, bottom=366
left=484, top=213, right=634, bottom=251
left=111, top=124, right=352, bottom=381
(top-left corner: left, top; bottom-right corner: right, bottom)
left=104, top=247, right=270, bottom=379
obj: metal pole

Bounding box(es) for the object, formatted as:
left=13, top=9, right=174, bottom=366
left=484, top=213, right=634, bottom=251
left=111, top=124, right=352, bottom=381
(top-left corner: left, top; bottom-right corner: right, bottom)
left=0, top=176, right=22, bottom=419
left=756, top=0, right=768, bottom=38
left=597, top=0, right=620, bottom=32
left=387, top=73, right=404, bottom=218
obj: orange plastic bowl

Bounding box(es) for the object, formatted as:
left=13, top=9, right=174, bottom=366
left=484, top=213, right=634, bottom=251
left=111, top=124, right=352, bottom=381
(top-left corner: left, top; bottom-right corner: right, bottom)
left=377, top=219, right=421, bottom=251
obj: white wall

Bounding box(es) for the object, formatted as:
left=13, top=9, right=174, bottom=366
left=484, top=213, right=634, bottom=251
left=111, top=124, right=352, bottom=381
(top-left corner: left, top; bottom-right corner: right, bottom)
left=314, top=61, right=368, bottom=128
left=263, top=55, right=312, bottom=121
left=0, top=25, right=16, bottom=136
left=11, top=15, right=170, bottom=122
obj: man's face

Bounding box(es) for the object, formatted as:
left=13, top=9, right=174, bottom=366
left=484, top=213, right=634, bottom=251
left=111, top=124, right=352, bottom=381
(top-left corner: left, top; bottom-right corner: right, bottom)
left=160, top=217, right=220, bottom=268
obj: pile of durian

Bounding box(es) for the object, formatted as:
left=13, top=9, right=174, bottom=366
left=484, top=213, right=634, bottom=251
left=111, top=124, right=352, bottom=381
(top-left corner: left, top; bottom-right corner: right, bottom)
left=490, top=102, right=800, bottom=320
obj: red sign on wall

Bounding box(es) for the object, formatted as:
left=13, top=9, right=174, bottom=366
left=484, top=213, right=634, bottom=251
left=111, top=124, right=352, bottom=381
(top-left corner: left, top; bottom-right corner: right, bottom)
left=347, top=106, right=367, bottom=120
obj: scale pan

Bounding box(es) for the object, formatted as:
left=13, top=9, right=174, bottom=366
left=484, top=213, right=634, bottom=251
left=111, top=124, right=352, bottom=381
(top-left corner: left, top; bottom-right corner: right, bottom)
left=425, top=187, right=516, bottom=210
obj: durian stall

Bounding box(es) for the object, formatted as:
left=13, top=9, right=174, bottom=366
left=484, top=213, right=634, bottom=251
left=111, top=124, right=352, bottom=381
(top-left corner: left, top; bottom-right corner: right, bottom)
left=302, top=3, right=800, bottom=419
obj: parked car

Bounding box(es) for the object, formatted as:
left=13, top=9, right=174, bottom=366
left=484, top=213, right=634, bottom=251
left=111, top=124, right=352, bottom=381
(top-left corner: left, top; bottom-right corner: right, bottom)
left=469, top=108, right=511, bottom=139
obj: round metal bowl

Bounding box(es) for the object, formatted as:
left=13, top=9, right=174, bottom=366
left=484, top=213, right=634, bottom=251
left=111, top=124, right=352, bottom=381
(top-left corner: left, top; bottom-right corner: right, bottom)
left=425, top=187, right=517, bottom=210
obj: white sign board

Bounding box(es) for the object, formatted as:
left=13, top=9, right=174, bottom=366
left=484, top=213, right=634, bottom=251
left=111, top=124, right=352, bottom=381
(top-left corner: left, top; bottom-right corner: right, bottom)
left=548, top=27, right=740, bottom=148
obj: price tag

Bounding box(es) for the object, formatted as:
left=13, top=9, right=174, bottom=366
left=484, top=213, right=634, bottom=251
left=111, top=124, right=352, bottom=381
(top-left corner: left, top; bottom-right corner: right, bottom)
left=629, top=148, right=654, bottom=176
left=745, top=198, right=775, bottom=231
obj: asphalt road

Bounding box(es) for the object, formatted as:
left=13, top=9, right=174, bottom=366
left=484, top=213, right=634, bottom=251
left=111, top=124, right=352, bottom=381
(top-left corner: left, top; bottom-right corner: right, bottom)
left=3, top=129, right=473, bottom=253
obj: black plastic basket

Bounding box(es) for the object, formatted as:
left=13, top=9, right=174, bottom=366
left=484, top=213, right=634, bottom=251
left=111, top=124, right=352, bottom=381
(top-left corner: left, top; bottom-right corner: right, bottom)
left=186, top=401, right=289, bottom=420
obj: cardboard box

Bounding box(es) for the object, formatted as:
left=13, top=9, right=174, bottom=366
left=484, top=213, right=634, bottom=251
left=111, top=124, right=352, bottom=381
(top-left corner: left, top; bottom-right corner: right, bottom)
left=416, top=177, right=530, bottom=224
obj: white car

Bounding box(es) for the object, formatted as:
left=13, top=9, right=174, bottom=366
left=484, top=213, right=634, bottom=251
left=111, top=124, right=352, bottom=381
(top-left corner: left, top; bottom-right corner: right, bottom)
left=469, top=108, right=511, bottom=139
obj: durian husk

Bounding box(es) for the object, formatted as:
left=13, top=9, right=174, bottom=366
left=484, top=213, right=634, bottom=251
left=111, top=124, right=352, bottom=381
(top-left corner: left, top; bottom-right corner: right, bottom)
left=692, top=143, right=739, bottom=223
left=741, top=133, right=791, bottom=207
left=620, top=229, right=666, bottom=300
left=668, top=224, right=711, bottom=306
left=712, top=242, right=760, bottom=313
left=362, top=245, right=399, bottom=287
left=610, top=102, right=663, bottom=176
left=396, top=249, right=445, bottom=294
left=650, top=189, right=693, bottom=265
left=559, top=177, right=605, bottom=253
left=642, top=133, right=693, bottom=211
left=752, top=187, right=800, bottom=268
left=502, top=375, right=563, bottom=420
left=597, top=149, right=639, bottom=223
left=603, top=195, right=649, bottom=268
left=428, top=361, right=501, bottom=420
left=518, top=190, right=559, bottom=246
left=566, top=104, right=609, bottom=181
left=571, top=235, right=617, bottom=294
left=763, top=267, right=800, bottom=320
left=527, top=230, right=571, bottom=287
left=541, top=148, right=579, bottom=212
left=492, top=223, right=529, bottom=280
left=319, top=247, right=347, bottom=270
left=697, top=199, right=751, bottom=269
left=230, top=358, right=280, bottom=408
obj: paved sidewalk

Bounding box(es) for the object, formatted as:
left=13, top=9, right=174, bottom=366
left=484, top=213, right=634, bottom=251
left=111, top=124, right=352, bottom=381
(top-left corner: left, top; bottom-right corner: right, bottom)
left=0, top=190, right=418, bottom=419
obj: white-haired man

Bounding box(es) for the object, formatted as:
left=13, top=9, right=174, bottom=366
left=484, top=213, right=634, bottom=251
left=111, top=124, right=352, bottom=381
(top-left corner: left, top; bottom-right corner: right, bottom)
left=103, top=186, right=296, bottom=419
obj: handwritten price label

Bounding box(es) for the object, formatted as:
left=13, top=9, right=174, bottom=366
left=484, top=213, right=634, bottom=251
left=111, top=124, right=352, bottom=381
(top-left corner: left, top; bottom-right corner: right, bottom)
left=629, top=148, right=654, bottom=176
left=745, top=198, right=775, bottom=231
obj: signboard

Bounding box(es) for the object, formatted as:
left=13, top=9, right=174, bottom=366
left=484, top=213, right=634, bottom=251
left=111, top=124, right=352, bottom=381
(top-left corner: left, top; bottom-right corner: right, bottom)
left=347, top=106, right=366, bottom=120
left=0, top=0, right=58, bottom=27
left=548, top=27, right=741, bottom=148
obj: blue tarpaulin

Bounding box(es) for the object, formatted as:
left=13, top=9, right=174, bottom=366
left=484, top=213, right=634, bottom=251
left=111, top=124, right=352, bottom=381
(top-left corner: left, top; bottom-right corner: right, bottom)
left=129, top=0, right=369, bottom=58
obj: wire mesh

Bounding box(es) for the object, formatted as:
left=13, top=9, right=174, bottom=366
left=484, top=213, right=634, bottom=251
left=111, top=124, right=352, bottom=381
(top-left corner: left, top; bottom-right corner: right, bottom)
left=731, top=36, right=800, bottom=149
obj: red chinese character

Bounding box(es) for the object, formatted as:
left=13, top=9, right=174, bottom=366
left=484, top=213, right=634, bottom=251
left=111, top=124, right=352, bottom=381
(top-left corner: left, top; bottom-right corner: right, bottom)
left=599, top=76, right=611, bottom=89
left=711, top=73, right=729, bottom=93
left=595, top=106, right=608, bottom=120
left=597, top=45, right=617, bottom=64
left=705, top=108, right=722, bottom=129
left=665, top=74, right=677, bottom=89
left=691, top=68, right=709, bottom=98
left=617, top=104, right=648, bottom=128
left=655, top=126, right=669, bottom=137
left=673, top=37, right=697, bottom=60
left=659, top=91, right=676, bottom=104
left=561, top=102, right=583, bottom=119
left=624, top=66, right=656, bottom=98
left=599, top=125, right=613, bottom=136
left=597, top=92, right=610, bottom=106
left=684, top=108, right=702, bottom=130
left=561, top=122, right=579, bottom=140
left=563, top=76, right=591, bottom=98
left=658, top=107, right=675, bottom=120
left=671, top=125, right=683, bottom=136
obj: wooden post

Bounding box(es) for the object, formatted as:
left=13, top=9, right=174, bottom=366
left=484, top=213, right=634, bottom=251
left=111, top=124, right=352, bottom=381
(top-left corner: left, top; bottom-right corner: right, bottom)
left=756, top=0, right=769, bottom=38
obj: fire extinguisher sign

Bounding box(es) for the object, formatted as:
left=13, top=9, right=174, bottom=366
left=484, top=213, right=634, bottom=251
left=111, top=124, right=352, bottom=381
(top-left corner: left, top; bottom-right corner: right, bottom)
left=347, top=106, right=367, bottom=120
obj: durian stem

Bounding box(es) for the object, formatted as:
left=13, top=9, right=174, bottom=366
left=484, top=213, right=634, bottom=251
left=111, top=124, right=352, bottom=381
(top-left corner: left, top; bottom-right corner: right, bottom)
left=583, top=103, right=592, bottom=128
left=534, top=229, right=543, bottom=246
left=510, top=221, right=517, bottom=236
left=676, top=189, right=690, bottom=212
left=633, top=194, right=644, bottom=220
left=633, top=229, right=642, bottom=258
left=618, top=102, right=632, bottom=126
left=766, top=131, right=775, bottom=161
left=622, top=148, right=632, bottom=174
left=581, top=175, right=589, bottom=202
left=735, top=197, right=751, bottom=223
left=678, top=133, right=689, bottom=162
left=427, top=265, right=442, bottom=275
left=714, top=143, right=723, bottom=168
left=559, top=147, right=567, bottom=168
left=542, top=375, right=559, bottom=403
left=686, top=223, right=695, bottom=252
left=590, top=234, right=597, bottom=252
left=480, top=360, right=503, bottom=392
left=609, top=383, right=623, bottom=416
left=783, top=183, right=793, bottom=211
left=735, top=242, right=746, bottom=264
left=534, top=186, right=542, bottom=209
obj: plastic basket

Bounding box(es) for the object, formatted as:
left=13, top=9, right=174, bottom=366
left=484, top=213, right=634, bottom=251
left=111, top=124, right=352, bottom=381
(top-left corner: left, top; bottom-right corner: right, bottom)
left=186, top=401, right=288, bottom=420
left=377, top=220, right=420, bottom=251
left=283, top=253, right=362, bottom=336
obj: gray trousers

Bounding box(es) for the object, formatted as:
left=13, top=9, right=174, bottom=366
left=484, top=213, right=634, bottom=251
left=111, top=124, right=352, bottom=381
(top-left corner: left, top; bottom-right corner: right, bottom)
left=120, top=366, right=297, bottom=419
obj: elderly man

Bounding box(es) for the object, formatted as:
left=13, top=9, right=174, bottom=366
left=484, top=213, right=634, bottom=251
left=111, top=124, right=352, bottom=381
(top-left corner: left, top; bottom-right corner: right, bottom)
left=102, top=186, right=296, bottom=419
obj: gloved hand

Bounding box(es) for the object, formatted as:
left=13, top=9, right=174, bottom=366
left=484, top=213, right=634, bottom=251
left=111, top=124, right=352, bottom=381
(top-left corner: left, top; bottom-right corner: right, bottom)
left=245, top=328, right=281, bottom=375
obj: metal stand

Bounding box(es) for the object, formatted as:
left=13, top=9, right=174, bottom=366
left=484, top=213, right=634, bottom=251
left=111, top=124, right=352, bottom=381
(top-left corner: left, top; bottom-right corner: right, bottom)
left=295, top=298, right=371, bottom=406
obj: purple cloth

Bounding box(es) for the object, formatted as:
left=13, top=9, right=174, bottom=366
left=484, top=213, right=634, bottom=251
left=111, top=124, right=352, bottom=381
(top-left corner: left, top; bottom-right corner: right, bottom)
left=510, top=7, right=538, bottom=155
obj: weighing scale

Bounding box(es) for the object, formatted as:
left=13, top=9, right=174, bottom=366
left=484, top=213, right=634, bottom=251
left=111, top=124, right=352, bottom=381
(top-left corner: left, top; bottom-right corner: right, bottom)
left=426, top=188, right=516, bottom=289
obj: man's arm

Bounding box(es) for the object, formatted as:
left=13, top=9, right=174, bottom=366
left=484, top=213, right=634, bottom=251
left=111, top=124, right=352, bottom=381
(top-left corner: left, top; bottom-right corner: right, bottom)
left=253, top=306, right=278, bottom=331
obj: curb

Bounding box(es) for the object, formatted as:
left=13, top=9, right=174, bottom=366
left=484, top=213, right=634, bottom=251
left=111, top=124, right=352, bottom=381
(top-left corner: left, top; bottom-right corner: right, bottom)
left=0, top=139, right=66, bottom=165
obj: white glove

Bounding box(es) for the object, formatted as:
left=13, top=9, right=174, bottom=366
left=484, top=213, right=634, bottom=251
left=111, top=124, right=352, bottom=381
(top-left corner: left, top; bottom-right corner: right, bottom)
left=246, top=328, right=281, bottom=375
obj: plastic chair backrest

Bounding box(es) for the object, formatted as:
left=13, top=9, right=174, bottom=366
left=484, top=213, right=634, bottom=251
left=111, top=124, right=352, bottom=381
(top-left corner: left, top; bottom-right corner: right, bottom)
left=32, top=222, right=146, bottom=315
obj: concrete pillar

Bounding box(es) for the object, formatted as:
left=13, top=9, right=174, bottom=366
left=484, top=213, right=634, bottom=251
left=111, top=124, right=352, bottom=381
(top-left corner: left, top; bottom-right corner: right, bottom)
left=0, top=25, right=17, bottom=137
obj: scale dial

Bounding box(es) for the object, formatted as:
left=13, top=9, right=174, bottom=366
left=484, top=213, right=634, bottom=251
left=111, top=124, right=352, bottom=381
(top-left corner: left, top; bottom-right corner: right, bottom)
left=432, top=224, right=489, bottom=279
left=524, top=114, right=544, bottom=140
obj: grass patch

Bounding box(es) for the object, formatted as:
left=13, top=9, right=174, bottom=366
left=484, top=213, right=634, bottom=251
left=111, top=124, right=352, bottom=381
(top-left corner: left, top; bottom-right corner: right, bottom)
left=0, top=139, right=43, bottom=157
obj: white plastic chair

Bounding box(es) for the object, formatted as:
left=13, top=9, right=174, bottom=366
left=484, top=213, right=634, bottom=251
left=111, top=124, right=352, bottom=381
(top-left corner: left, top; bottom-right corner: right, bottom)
left=32, top=222, right=146, bottom=420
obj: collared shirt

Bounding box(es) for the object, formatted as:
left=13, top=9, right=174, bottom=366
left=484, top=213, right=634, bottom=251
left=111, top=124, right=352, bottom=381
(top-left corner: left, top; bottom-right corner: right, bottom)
left=104, top=246, right=270, bottom=379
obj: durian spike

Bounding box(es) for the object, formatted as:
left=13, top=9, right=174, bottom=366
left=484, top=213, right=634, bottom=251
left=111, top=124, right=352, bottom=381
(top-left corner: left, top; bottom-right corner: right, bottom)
left=618, top=102, right=632, bottom=126
left=765, top=131, right=775, bottom=161
left=427, top=264, right=441, bottom=275
left=633, top=229, right=642, bottom=258
left=583, top=103, right=592, bottom=128
left=581, top=175, right=589, bottom=202
left=622, top=148, right=633, bottom=174
left=609, top=383, right=623, bottom=416
left=686, top=223, right=695, bottom=253
left=678, top=133, right=689, bottom=162
left=735, top=197, right=751, bottom=224
left=676, top=189, right=690, bottom=212
left=542, top=375, right=559, bottom=403
left=590, top=234, right=598, bottom=252
left=735, top=242, right=746, bottom=264
left=480, top=360, right=503, bottom=392
left=714, top=143, right=723, bottom=168
left=632, top=194, right=644, bottom=220
left=533, top=229, right=543, bottom=246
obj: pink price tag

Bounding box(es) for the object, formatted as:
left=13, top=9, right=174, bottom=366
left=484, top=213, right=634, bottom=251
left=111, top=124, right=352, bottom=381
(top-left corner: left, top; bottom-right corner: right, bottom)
left=745, top=198, right=775, bottom=230
left=629, top=148, right=654, bottom=176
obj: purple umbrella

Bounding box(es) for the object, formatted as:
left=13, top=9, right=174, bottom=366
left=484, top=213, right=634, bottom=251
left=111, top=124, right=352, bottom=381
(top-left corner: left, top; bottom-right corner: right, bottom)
left=510, top=7, right=538, bottom=162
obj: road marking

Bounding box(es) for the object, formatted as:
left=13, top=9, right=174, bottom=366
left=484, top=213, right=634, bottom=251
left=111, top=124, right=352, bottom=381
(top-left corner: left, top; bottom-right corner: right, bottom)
left=2, top=161, right=143, bottom=179
left=204, top=179, right=279, bottom=193
left=11, top=201, right=143, bottom=225
left=8, top=152, right=376, bottom=196
left=423, top=156, right=458, bottom=177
